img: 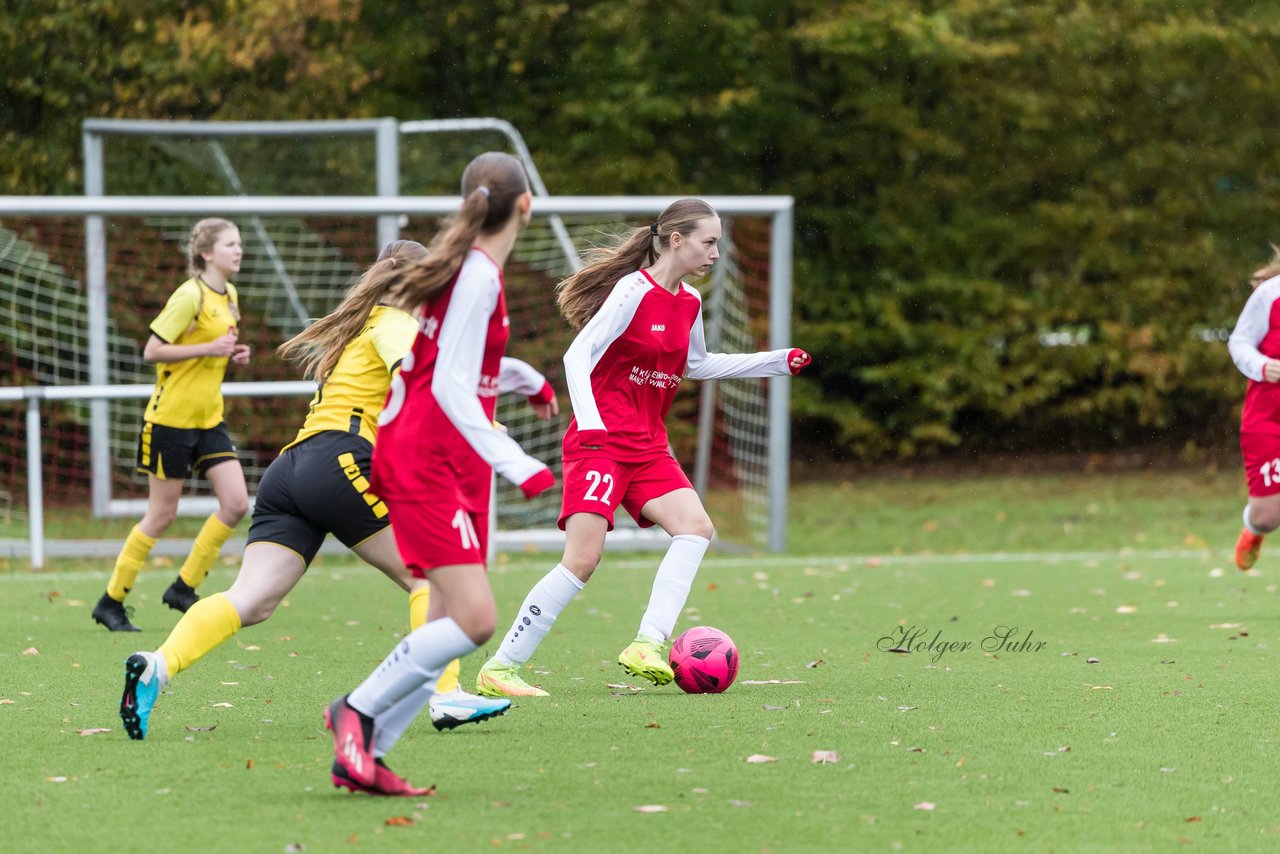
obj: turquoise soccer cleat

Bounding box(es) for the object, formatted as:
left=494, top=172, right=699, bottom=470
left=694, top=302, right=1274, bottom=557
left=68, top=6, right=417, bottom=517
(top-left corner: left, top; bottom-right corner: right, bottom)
left=119, top=652, right=162, bottom=739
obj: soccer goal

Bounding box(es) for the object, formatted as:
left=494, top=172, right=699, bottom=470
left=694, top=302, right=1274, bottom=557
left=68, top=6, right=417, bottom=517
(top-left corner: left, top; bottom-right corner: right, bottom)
left=0, top=117, right=795, bottom=563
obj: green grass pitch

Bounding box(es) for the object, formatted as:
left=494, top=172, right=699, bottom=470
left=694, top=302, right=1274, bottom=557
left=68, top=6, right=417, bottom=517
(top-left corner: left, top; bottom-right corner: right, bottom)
left=4, top=468, right=1280, bottom=851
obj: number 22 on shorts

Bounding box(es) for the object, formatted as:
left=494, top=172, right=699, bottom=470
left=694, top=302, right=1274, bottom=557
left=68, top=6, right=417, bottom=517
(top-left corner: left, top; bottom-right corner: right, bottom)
left=583, top=469, right=614, bottom=503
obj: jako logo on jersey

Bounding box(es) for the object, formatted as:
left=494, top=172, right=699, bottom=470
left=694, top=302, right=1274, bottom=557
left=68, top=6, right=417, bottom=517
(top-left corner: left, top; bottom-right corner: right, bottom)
left=478, top=374, right=500, bottom=397
left=421, top=316, right=440, bottom=339
left=651, top=324, right=666, bottom=332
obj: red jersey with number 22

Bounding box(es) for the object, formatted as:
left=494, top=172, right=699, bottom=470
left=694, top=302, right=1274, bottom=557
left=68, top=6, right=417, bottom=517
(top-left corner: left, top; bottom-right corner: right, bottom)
left=561, top=269, right=797, bottom=463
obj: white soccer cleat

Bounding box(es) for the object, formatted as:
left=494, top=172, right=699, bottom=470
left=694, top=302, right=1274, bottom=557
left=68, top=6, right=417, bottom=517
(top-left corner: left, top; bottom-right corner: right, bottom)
left=428, top=688, right=512, bottom=731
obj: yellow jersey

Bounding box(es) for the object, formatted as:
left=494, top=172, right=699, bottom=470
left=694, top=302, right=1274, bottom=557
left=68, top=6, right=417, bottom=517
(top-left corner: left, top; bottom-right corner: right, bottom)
left=145, top=277, right=241, bottom=429
left=283, top=305, right=418, bottom=451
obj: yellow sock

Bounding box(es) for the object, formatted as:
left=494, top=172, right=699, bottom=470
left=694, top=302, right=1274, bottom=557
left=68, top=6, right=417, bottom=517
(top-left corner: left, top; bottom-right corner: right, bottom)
left=106, top=525, right=157, bottom=602
left=409, top=586, right=430, bottom=630
left=158, top=592, right=242, bottom=678
left=178, top=514, right=236, bottom=589
left=408, top=585, right=461, bottom=693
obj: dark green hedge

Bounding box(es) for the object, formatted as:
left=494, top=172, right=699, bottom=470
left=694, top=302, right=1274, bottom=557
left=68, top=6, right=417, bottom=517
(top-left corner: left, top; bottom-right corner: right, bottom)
left=4, top=0, right=1279, bottom=459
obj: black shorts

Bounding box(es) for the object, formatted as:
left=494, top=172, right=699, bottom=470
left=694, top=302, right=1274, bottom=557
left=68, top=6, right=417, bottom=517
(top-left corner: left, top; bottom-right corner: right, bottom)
left=136, top=422, right=239, bottom=481
left=246, top=431, right=390, bottom=565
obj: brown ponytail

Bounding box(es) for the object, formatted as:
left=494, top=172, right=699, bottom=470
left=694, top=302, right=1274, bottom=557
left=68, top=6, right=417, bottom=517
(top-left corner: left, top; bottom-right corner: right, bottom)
left=389, top=152, right=530, bottom=309
left=556, top=198, right=717, bottom=329
left=277, top=240, right=428, bottom=382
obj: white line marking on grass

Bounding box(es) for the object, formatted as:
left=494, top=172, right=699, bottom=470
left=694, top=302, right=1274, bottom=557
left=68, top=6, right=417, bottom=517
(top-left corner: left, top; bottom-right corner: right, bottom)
left=0, top=548, right=1218, bottom=582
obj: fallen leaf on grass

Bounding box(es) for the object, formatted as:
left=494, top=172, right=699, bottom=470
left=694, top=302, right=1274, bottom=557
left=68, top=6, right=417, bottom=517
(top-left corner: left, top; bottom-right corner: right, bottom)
left=75, top=728, right=111, bottom=736
left=1115, top=605, right=1137, bottom=614
left=914, top=801, right=935, bottom=811
left=634, top=805, right=668, bottom=813
left=746, top=754, right=777, bottom=764
left=645, top=722, right=661, bottom=729
left=185, top=725, right=217, bottom=732
left=606, top=683, right=644, bottom=691
left=811, top=750, right=840, bottom=764
left=220, top=681, right=240, bottom=686
left=42, top=590, right=61, bottom=602
left=285, top=844, right=306, bottom=853
left=212, top=703, right=234, bottom=708
left=1209, top=623, right=1241, bottom=629
left=244, top=645, right=261, bottom=651
left=740, top=680, right=806, bottom=685
left=385, top=816, right=414, bottom=826
left=763, top=705, right=785, bottom=711
left=0, top=699, right=14, bottom=705
left=1184, top=816, right=1201, bottom=823
left=805, top=659, right=825, bottom=669
left=1087, top=657, right=1100, bottom=664
left=1052, top=787, right=1069, bottom=793
left=21, top=647, right=38, bottom=656
left=246, top=759, right=254, bottom=770
left=729, top=800, right=753, bottom=808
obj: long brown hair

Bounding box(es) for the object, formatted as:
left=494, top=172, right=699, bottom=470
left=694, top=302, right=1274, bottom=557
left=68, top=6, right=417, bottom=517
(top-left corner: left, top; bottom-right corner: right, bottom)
left=556, top=198, right=717, bottom=329
left=388, top=151, right=530, bottom=309
left=277, top=239, right=428, bottom=382
left=1252, top=244, right=1280, bottom=289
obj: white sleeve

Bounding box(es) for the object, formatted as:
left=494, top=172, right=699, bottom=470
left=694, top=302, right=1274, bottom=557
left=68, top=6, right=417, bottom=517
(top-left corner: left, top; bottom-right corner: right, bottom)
left=432, top=276, right=547, bottom=487
left=684, top=290, right=794, bottom=380
left=1229, top=279, right=1280, bottom=381
left=498, top=356, right=547, bottom=396
left=563, top=280, right=646, bottom=434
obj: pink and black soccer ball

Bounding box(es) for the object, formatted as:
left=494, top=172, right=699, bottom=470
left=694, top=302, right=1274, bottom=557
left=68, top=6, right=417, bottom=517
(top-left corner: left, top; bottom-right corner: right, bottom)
left=669, top=626, right=739, bottom=694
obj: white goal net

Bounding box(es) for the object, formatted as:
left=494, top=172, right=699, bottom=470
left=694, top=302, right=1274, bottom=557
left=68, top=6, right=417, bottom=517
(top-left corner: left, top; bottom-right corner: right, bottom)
left=0, top=118, right=794, bottom=559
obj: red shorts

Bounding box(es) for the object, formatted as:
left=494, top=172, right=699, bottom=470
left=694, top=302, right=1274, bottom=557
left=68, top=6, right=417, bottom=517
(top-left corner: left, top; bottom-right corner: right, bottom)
left=558, top=455, right=693, bottom=531
left=386, top=498, right=489, bottom=575
left=1243, top=432, right=1280, bottom=497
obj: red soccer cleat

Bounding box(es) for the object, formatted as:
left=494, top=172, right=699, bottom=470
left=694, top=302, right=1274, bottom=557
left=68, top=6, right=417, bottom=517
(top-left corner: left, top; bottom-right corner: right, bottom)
left=1236, top=528, right=1265, bottom=571
left=331, top=759, right=434, bottom=797
left=324, top=695, right=376, bottom=788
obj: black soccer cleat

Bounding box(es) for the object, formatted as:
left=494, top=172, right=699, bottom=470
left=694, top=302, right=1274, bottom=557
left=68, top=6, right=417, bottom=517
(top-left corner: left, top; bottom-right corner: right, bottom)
left=92, top=592, right=140, bottom=632
left=161, top=577, right=199, bottom=613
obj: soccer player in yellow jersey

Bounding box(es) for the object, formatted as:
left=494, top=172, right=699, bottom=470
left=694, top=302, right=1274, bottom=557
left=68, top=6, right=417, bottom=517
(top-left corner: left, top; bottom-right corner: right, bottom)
left=118, top=240, right=558, bottom=795
left=93, top=218, right=252, bottom=632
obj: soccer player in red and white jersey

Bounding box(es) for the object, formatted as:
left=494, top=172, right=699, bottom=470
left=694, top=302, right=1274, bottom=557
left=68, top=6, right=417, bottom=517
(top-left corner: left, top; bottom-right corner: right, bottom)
left=1228, top=247, right=1280, bottom=570
left=475, top=198, right=811, bottom=697
left=324, top=152, right=555, bottom=791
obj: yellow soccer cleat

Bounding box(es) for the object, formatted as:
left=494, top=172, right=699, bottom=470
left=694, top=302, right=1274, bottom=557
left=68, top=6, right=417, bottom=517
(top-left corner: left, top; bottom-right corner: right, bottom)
left=618, top=637, right=674, bottom=686
left=475, top=658, right=550, bottom=698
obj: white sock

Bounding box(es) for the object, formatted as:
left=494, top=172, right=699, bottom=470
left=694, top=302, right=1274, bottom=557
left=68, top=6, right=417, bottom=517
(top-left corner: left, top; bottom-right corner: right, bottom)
left=146, top=649, right=170, bottom=688
left=348, top=618, right=477, bottom=717
left=1244, top=505, right=1266, bottom=536
left=371, top=686, right=432, bottom=758
left=494, top=564, right=584, bottom=667
left=637, top=534, right=710, bottom=643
